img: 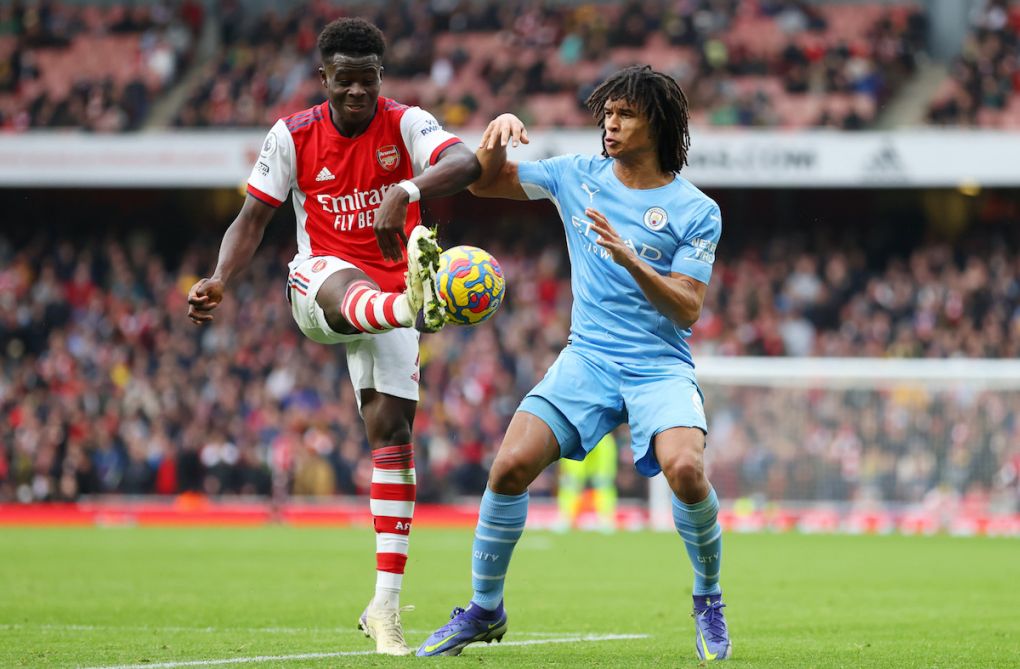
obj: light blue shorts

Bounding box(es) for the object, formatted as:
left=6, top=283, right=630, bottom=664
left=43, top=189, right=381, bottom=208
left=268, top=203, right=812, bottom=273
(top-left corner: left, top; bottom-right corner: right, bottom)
left=518, top=345, right=707, bottom=478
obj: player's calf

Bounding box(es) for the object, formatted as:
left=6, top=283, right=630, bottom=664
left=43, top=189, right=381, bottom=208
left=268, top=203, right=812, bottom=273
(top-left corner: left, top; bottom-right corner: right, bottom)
left=338, top=279, right=416, bottom=333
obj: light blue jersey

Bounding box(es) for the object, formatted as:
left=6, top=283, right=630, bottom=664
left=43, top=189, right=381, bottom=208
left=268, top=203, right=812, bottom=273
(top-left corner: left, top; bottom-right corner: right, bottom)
left=518, top=154, right=721, bottom=368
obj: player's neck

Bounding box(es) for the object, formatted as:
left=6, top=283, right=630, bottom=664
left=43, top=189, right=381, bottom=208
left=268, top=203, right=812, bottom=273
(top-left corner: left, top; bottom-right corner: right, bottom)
left=612, top=155, right=672, bottom=190
left=329, top=103, right=376, bottom=138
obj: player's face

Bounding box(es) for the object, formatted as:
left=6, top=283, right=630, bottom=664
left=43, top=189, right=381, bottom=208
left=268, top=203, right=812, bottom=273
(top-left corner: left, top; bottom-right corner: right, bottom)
left=601, top=98, right=655, bottom=161
left=320, top=53, right=383, bottom=127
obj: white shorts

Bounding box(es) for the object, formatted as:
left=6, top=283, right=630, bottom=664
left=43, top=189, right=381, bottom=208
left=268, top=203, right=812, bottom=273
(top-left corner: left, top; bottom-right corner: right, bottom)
left=287, top=256, right=420, bottom=404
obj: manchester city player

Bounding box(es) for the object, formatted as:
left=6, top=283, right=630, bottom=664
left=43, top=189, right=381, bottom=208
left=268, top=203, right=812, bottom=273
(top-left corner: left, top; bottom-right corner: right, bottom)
left=417, top=65, right=730, bottom=661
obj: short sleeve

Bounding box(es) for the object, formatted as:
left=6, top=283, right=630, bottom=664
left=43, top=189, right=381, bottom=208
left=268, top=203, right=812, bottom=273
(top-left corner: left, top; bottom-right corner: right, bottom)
left=516, top=155, right=576, bottom=201
left=246, top=120, right=294, bottom=207
left=399, top=107, right=463, bottom=175
left=671, top=204, right=722, bottom=285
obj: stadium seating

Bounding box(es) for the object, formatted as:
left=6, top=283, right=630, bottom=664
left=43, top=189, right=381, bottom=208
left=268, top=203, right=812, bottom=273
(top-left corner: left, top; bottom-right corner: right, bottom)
left=0, top=1, right=201, bottom=131
left=927, top=0, right=1020, bottom=128
left=0, top=1, right=926, bottom=131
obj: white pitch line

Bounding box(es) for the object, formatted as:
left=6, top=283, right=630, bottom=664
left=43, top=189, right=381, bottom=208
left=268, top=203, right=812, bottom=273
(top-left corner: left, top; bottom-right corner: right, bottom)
left=80, top=651, right=375, bottom=669
left=79, top=633, right=650, bottom=669
left=494, top=633, right=648, bottom=648
left=0, top=624, right=360, bottom=635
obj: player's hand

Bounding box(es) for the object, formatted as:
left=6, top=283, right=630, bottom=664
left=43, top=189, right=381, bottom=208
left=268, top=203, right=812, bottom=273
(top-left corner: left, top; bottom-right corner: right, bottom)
left=187, top=277, right=225, bottom=324
left=587, top=208, right=638, bottom=269
left=374, top=188, right=410, bottom=262
left=480, top=113, right=530, bottom=150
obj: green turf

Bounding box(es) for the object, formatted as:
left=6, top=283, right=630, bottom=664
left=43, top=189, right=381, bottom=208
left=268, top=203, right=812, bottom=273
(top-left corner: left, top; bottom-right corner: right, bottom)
left=1, top=527, right=1018, bottom=668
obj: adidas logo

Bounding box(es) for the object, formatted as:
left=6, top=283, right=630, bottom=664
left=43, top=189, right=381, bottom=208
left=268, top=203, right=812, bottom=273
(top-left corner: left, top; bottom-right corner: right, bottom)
left=315, top=166, right=335, bottom=182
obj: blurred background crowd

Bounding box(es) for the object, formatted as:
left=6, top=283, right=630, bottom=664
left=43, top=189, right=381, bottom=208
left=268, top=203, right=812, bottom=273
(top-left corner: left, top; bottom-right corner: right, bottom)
left=3, top=0, right=1019, bottom=132
left=2, top=202, right=1018, bottom=507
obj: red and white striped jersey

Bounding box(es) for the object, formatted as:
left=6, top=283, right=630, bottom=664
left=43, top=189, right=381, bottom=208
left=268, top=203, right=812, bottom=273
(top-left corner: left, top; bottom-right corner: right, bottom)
left=247, top=97, right=462, bottom=292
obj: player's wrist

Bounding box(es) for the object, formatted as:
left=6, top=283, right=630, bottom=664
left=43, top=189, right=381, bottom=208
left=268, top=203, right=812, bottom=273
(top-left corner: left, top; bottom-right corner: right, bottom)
left=395, top=180, right=421, bottom=203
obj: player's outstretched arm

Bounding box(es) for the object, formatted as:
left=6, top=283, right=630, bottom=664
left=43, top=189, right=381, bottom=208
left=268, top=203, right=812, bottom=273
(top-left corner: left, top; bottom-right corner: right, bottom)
left=187, top=195, right=276, bottom=324
left=586, top=208, right=707, bottom=328
left=374, top=143, right=481, bottom=261
left=468, top=113, right=530, bottom=200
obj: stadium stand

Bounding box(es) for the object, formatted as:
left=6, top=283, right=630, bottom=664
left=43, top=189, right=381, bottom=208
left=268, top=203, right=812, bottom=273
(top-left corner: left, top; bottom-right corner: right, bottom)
left=175, top=0, right=925, bottom=130
left=0, top=0, right=203, bottom=131
left=0, top=1, right=927, bottom=131
left=927, top=0, right=1020, bottom=128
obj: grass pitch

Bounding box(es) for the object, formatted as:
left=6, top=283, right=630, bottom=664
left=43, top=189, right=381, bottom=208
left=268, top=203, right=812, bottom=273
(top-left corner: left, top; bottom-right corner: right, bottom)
left=1, top=527, right=1017, bottom=668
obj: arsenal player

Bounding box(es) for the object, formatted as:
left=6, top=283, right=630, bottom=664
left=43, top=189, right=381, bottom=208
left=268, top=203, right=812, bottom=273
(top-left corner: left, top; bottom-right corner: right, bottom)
left=186, top=18, right=480, bottom=655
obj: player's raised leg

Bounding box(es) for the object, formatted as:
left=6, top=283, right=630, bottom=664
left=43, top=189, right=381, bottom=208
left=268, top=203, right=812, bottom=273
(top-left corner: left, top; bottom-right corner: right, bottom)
left=310, top=268, right=411, bottom=334
left=416, top=412, right=559, bottom=656
left=655, top=428, right=731, bottom=661
left=309, top=231, right=443, bottom=338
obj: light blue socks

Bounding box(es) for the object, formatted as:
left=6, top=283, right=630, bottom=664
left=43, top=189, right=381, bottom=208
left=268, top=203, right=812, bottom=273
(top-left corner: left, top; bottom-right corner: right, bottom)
left=470, top=487, right=529, bottom=610
left=672, top=488, right=723, bottom=596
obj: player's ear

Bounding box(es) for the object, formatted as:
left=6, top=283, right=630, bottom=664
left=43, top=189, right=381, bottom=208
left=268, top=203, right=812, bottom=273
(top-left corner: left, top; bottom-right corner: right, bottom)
left=318, top=65, right=327, bottom=89
left=378, top=66, right=384, bottom=83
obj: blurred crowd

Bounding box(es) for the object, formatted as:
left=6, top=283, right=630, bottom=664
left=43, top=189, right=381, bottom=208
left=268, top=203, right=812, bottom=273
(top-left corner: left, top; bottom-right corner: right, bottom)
left=705, top=385, right=1020, bottom=511
left=0, top=0, right=927, bottom=132
left=700, top=240, right=1020, bottom=358
left=928, top=0, right=1020, bottom=127
left=2, top=224, right=1018, bottom=509
left=177, top=0, right=925, bottom=130
left=0, top=0, right=202, bottom=131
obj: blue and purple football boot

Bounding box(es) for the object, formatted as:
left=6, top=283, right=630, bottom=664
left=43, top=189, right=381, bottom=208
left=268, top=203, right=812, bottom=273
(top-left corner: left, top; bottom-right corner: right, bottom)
left=416, top=601, right=508, bottom=656
left=693, top=594, right=732, bottom=661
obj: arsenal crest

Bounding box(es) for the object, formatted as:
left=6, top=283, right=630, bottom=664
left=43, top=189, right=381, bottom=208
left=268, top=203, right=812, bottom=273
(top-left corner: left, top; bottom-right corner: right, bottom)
left=376, top=145, right=400, bottom=171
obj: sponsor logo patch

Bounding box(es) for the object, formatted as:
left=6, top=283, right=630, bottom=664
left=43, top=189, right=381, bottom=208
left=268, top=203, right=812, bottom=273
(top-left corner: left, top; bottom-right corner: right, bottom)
left=420, top=119, right=440, bottom=136
left=256, top=161, right=270, bottom=176
left=690, top=238, right=717, bottom=265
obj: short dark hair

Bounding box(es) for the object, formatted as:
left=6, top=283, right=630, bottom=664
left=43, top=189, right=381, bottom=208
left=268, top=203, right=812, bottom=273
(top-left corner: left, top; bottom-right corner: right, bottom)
left=585, top=65, right=691, bottom=174
left=317, top=17, right=386, bottom=61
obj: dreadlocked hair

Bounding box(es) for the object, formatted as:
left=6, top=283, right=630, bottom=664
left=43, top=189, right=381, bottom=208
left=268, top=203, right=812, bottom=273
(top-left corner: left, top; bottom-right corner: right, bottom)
left=317, top=17, right=385, bottom=60
left=585, top=65, right=691, bottom=174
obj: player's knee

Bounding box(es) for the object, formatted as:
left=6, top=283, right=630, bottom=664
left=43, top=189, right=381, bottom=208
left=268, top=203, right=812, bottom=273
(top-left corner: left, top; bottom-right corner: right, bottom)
left=488, top=453, right=536, bottom=495
left=662, top=449, right=705, bottom=491
left=379, top=424, right=412, bottom=446
left=362, top=405, right=412, bottom=447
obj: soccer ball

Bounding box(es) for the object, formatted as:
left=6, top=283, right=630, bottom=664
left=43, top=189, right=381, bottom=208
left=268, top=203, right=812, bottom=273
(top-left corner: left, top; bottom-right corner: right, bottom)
left=436, top=245, right=506, bottom=325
